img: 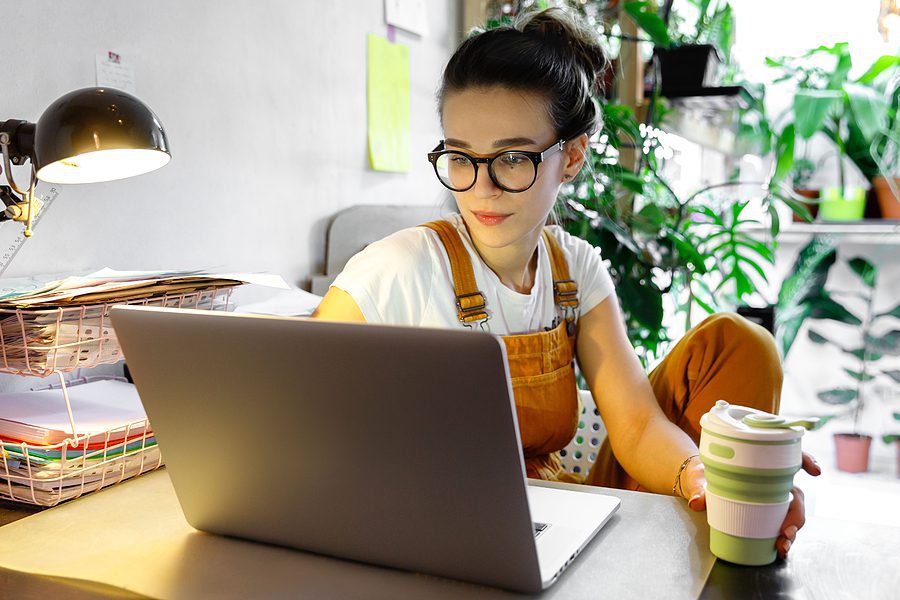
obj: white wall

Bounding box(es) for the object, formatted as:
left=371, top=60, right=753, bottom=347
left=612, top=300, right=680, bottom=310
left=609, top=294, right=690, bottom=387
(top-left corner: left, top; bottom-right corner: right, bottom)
left=1, top=0, right=458, bottom=287
left=0, top=0, right=458, bottom=391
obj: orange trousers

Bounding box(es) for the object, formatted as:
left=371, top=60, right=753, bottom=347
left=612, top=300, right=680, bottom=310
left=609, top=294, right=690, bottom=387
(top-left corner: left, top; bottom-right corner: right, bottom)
left=584, top=312, right=783, bottom=490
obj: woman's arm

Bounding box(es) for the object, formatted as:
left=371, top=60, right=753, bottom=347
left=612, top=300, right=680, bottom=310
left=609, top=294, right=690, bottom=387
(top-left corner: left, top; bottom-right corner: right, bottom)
left=575, top=294, right=698, bottom=496
left=311, top=287, right=368, bottom=322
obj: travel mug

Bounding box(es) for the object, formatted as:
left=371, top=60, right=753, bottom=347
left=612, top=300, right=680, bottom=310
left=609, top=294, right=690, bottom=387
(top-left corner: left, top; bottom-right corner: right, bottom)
left=699, top=400, right=805, bottom=566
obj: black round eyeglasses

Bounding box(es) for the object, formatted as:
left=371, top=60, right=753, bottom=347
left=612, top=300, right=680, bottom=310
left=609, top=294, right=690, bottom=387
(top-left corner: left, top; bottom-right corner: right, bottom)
left=426, top=140, right=565, bottom=193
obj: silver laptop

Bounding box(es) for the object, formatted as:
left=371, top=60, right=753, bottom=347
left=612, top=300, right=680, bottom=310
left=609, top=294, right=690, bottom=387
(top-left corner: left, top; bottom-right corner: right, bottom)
left=109, top=305, right=620, bottom=594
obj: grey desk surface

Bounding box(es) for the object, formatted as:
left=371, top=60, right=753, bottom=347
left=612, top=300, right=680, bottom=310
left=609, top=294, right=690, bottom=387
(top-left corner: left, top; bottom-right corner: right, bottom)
left=0, top=469, right=713, bottom=599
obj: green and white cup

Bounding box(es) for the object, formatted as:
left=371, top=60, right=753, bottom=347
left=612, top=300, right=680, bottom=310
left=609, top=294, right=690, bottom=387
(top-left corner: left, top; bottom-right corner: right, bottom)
left=699, top=400, right=804, bottom=566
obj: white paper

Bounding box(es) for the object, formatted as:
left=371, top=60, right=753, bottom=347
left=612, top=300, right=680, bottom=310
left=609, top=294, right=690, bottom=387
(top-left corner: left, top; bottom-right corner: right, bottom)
left=384, top=0, right=428, bottom=36
left=95, top=51, right=136, bottom=94
left=234, top=288, right=322, bottom=317
left=0, top=380, right=146, bottom=443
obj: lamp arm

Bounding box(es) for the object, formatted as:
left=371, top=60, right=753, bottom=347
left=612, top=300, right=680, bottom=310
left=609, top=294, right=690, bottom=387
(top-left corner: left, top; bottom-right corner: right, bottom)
left=0, top=119, right=36, bottom=195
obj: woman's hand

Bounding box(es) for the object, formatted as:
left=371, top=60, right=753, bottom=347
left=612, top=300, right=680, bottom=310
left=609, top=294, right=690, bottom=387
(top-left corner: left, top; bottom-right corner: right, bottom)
left=775, top=452, right=821, bottom=559
left=682, top=451, right=822, bottom=560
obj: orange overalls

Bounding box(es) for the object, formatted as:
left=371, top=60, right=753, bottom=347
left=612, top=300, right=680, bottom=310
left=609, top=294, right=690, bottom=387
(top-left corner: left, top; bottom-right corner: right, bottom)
left=423, top=221, right=583, bottom=482
left=422, top=220, right=782, bottom=490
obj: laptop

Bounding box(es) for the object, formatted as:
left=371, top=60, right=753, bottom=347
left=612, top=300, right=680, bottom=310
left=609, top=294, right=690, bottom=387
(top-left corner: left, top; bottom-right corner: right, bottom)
left=109, top=305, right=620, bottom=594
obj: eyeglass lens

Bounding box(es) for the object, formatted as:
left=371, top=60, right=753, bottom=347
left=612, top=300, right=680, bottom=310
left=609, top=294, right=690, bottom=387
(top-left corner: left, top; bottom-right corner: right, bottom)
left=434, top=152, right=536, bottom=192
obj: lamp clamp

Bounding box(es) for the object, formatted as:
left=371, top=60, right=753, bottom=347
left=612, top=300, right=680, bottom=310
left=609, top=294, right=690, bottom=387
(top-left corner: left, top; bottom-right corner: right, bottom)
left=0, top=120, right=35, bottom=165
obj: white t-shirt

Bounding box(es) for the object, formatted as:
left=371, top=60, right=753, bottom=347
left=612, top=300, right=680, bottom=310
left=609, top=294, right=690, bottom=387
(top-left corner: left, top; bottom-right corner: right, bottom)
left=331, top=213, right=615, bottom=335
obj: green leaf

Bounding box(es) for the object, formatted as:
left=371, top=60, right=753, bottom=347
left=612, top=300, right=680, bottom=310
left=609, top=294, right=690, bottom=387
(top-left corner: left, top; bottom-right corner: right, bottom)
left=617, top=276, right=664, bottom=333
left=843, top=368, right=875, bottom=382
left=875, top=304, right=900, bottom=320
left=597, top=217, right=643, bottom=256
left=772, top=124, right=795, bottom=183
left=808, top=295, right=862, bottom=325
left=883, top=434, right=900, bottom=444
left=779, top=194, right=814, bottom=223
left=882, top=370, right=900, bottom=384
left=623, top=1, right=671, bottom=48
left=846, top=82, right=890, bottom=144
left=848, top=257, right=877, bottom=288
left=793, top=90, right=843, bottom=139
left=848, top=347, right=882, bottom=361
left=856, top=55, right=900, bottom=85
left=775, top=236, right=839, bottom=356
left=767, top=202, right=781, bottom=237
left=808, top=329, right=831, bottom=345
left=817, top=388, right=857, bottom=405
left=693, top=294, right=716, bottom=315
left=619, top=170, right=646, bottom=194
left=778, top=237, right=838, bottom=307
left=668, top=230, right=709, bottom=273
left=865, top=330, right=900, bottom=356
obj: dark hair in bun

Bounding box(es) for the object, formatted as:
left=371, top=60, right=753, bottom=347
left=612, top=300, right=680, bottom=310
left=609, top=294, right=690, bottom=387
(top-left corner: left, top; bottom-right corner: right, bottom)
left=439, top=7, right=608, bottom=141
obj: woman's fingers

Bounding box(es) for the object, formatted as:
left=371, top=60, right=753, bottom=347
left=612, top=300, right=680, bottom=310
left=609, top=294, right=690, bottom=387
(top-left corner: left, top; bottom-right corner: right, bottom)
left=682, top=460, right=706, bottom=511
left=777, top=486, right=807, bottom=559
left=801, top=452, right=822, bottom=477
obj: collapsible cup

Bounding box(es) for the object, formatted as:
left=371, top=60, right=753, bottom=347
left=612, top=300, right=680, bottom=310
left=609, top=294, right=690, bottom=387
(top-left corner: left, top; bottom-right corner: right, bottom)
left=699, top=400, right=807, bottom=566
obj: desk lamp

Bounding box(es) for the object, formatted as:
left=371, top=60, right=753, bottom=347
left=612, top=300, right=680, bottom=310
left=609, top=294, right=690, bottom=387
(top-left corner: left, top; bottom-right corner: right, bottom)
left=0, top=87, right=170, bottom=236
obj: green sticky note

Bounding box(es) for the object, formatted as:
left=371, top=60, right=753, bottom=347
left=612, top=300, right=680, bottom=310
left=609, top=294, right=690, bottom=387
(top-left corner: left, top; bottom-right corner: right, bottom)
left=367, top=34, right=411, bottom=173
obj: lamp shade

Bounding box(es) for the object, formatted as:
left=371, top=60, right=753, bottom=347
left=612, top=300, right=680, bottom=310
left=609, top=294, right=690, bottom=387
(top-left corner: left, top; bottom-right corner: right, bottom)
left=33, top=87, right=170, bottom=184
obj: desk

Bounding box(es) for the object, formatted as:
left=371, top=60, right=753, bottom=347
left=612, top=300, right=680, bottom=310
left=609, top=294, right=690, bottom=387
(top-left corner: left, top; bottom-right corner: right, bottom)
left=0, top=470, right=713, bottom=599
left=1, top=471, right=896, bottom=599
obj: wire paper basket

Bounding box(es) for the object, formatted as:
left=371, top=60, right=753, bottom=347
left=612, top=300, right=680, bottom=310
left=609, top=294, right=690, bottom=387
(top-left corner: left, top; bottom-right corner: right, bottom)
left=0, top=285, right=235, bottom=376
left=0, top=376, right=162, bottom=507
left=0, top=284, right=236, bottom=506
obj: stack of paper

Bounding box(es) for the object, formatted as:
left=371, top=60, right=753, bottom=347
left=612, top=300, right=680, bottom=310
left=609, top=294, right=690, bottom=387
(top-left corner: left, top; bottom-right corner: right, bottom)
left=0, top=268, right=288, bottom=308
left=0, top=268, right=289, bottom=374
left=0, top=379, right=161, bottom=505
left=0, top=379, right=148, bottom=444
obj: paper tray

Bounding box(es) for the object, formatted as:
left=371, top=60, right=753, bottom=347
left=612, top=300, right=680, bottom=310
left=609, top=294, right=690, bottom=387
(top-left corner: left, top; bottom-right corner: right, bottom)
left=0, top=285, right=234, bottom=376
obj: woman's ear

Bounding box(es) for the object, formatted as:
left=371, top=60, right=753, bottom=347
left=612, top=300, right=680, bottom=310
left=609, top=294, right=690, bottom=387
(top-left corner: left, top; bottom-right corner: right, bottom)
left=562, top=134, right=589, bottom=180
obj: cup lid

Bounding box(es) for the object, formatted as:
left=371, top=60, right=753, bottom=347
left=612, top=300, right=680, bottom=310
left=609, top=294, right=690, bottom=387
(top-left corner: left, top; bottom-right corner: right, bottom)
left=700, top=400, right=805, bottom=442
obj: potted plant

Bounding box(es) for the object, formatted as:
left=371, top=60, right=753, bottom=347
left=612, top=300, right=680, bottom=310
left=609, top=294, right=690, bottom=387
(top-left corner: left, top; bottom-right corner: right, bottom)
left=778, top=241, right=900, bottom=472
left=790, top=157, right=820, bottom=222
left=623, top=0, right=733, bottom=96
left=766, top=44, right=900, bottom=221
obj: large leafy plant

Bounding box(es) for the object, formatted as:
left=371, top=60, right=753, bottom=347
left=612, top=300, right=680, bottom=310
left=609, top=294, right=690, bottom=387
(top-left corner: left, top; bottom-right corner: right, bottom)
left=766, top=43, right=900, bottom=194
left=559, top=100, right=785, bottom=366
left=777, top=238, right=900, bottom=431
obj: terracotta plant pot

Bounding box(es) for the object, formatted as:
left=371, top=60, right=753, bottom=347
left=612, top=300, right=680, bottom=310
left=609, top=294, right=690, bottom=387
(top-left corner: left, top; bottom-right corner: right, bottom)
left=873, top=176, right=900, bottom=220
left=834, top=433, right=872, bottom=473
left=792, top=188, right=820, bottom=222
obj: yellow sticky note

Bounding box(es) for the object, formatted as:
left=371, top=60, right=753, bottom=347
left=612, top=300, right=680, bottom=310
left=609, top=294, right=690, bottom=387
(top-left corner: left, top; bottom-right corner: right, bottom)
left=367, top=34, right=411, bottom=173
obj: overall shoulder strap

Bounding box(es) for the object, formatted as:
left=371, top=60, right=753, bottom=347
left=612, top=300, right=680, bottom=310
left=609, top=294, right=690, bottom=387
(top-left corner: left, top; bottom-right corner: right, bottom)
left=541, top=228, right=579, bottom=312
left=420, top=220, right=489, bottom=325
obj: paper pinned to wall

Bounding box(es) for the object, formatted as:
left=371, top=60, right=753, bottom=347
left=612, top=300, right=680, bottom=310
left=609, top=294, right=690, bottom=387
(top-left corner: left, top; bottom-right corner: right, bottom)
left=95, top=51, right=136, bottom=94
left=384, top=0, right=428, bottom=36
left=367, top=34, right=411, bottom=173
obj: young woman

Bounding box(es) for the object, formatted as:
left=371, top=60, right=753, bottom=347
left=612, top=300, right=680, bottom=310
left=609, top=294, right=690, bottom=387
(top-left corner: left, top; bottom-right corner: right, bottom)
left=314, top=8, right=818, bottom=559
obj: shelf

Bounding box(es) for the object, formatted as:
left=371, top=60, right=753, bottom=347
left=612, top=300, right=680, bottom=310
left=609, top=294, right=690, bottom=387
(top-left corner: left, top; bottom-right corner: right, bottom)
left=661, top=86, right=754, bottom=111
left=757, top=220, right=900, bottom=245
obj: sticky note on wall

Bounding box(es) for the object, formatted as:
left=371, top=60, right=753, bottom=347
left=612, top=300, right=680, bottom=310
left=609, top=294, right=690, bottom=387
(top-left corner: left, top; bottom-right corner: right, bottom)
left=367, top=34, right=411, bottom=173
